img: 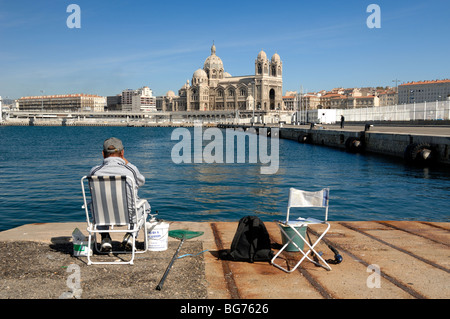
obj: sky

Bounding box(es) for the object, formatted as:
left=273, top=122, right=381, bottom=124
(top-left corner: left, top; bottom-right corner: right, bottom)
left=0, top=0, right=449, bottom=99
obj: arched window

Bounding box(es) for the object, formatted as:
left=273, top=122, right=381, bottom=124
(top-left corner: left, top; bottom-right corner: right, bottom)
left=269, top=89, right=275, bottom=110
left=257, top=64, right=262, bottom=75
left=271, top=66, right=276, bottom=76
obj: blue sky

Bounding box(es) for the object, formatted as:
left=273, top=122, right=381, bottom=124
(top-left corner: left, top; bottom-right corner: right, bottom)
left=1, top=0, right=449, bottom=99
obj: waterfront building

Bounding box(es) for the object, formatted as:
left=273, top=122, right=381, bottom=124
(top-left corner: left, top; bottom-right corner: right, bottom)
left=320, top=93, right=348, bottom=109
left=158, top=43, right=283, bottom=112
left=18, top=94, right=106, bottom=112
left=398, top=79, right=450, bottom=104
left=299, top=89, right=381, bottom=110
left=346, top=95, right=379, bottom=108
left=121, top=86, right=156, bottom=112
left=282, top=94, right=298, bottom=111
left=378, top=88, right=398, bottom=106
left=106, top=95, right=122, bottom=111
left=302, top=93, right=321, bottom=110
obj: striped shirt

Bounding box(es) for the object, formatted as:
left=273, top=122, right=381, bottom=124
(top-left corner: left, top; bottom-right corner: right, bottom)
left=89, top=157, right=148, bottom=225
left=90, top=157, right=145, bottom=187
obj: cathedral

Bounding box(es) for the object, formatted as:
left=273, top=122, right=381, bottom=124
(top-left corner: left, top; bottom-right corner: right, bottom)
left=159, top=43, right=283, bottom=112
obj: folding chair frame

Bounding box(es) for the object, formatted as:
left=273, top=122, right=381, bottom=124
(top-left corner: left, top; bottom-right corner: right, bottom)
left=271, top=188, right=332, bottom=272
left=271, top=220, right=331, bottom=272
left=81, top=175, right=149, bottom=265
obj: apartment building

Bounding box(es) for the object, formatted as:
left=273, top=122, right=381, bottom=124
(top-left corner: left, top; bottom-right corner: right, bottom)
left=18, top=94, right=106, bottom=112
left=398, top=79, right=450, bottom=104
left=121, top=86, right=156, bottom=112
left=282, top=94, right=298, bottom=111
left=347, top=95, right=379, bottom=108
left=378, top=89, right=398, bottom=106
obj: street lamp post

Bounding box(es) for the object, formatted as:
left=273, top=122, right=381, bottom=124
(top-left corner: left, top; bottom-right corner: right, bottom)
left=392, top=79, right=400, bottom=106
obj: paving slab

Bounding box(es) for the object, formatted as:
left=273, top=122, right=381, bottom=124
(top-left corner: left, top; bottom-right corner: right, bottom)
left=0, top=220, right=448, bottom=299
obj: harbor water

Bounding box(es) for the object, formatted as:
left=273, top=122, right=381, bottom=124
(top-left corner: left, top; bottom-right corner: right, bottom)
left=0, top=125, right=449, bottom=232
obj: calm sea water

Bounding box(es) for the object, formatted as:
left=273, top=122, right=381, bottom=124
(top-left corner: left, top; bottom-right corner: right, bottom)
left=0, top=125, right=449, bottom=231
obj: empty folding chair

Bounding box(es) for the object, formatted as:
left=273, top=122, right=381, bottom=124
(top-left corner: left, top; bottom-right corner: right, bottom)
left=81, top=175, right=149, bottom=265
left=271, top=187, right=332, bottom=272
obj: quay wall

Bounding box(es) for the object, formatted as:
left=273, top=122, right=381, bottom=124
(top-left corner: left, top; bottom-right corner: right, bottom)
left=0, top=119, right=199, bottom=127
left=2, top=119, right=449, bottom=166
left=219, top=124, right=450, bottom=166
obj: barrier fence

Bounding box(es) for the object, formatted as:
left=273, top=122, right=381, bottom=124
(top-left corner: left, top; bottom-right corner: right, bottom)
left=335, top=100, right=450, bottom=122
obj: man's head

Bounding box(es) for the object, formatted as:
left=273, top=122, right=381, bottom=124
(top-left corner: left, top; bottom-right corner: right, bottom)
left=103, top=137, right=124, bottom=158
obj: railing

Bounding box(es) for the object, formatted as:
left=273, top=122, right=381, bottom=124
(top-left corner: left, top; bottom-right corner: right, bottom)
left=337, top=100, right=450, bottom=122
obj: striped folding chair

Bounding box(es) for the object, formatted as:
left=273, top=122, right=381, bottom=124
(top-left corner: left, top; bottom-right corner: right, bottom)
left=271, top=187, right=332, bottom=272
left=81, top=175, right=149, bottom=265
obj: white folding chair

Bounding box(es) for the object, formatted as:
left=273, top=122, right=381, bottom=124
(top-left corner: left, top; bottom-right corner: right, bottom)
left=81, top=175, right=149, bottom=265
left=271, top=187, right=332, bottom=272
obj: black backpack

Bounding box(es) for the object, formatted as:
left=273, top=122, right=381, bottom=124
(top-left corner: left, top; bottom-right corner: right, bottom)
left=221, top=216, right=273, bottom=263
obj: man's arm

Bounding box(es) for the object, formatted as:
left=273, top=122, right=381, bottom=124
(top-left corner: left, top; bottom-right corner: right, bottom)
left=126, top=163, right=145, bottom=187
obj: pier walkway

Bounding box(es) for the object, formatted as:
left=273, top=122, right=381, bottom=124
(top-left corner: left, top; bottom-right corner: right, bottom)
left=0, top=220, right=448, bottom=300
left=284, top=123, right=450, bottom=136
left=219, top=123, right=450, bottom=166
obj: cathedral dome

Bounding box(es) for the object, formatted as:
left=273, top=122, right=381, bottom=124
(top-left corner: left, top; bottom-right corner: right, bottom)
left=166, top=90, right=176, bottom=97
left=257, top=50, right=267, bottom=61
left=204, top=43, right=224, bottom=71
left=193, top=68, right=208, bottom=79
left=192, top=68, right=208, bottom=86
left=271, top=53, right=281, bottom=63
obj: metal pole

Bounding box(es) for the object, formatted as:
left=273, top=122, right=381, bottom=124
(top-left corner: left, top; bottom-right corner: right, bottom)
left=424, top=101, right=427, bottom=120
left=435, top=100, right=438, bottom=120
left=448, top=100, right=450, bottom=121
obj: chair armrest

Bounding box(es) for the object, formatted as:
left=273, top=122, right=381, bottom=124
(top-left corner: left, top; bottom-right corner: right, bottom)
left=136, top=199, right=148, bottom=208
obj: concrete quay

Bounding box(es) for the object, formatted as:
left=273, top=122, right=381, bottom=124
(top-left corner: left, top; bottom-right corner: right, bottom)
left=0, top=220, right=448, bottom=299
left=219, top=123, right=450, bottom=166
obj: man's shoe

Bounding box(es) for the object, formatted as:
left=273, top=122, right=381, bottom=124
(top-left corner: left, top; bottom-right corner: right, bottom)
left=100, top=236, right=112, bottom=252
left=122, top=233, right=133, bottom=250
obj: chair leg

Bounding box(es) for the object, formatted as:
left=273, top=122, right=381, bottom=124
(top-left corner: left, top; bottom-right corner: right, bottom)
left=291, top=223, right=332, bottom=271
left=302, top=224, right=332, bottom=271
left=271, top=226, right=305, bottom=273
left=87, top=234, right=93, bottom=266
left=271, top=223, right=332, bottom=272
left=85, top=230, right=140, bottom=265
left=129, top=234, right=136, bottom=265
left=143, top=221, right=148, bottom=251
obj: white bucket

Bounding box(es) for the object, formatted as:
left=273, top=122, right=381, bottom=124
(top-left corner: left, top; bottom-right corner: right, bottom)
left=73, top=240, right=92, bottom=257
left=72, top=228, right=92, bottom=257
left=146, top=221, right=169, bottom=251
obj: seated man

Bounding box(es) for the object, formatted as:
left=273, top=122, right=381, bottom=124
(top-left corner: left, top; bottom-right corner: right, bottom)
left=90, top=137, right=150, bottom=251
